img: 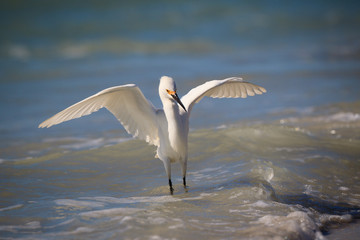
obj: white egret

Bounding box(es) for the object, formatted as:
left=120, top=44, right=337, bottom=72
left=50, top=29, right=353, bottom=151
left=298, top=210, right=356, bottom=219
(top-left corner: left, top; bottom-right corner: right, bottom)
left=39, top=76, right=266, bottom=193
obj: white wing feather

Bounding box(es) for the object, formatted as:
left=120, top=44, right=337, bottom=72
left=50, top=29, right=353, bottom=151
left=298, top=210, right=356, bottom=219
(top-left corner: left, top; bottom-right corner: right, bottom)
left=39, top=84, right=161, bottom=146
left=181, top=77, right=266, bottom=114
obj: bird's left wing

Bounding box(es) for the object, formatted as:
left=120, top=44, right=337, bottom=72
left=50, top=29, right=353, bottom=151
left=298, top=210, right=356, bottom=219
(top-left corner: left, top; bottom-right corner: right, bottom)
left=39, top=85, right=161, bottom=146
left=181, top=77, right=266, bottom=115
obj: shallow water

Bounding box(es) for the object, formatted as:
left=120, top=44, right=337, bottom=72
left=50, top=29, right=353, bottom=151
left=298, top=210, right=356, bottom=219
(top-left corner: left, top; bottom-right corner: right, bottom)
left=1, top=102, right=360, bottom=239
left=1, top=1, right=360, bottom=239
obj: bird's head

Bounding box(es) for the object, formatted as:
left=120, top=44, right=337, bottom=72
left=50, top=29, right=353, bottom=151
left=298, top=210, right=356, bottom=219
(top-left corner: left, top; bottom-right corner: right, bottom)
left=159, top=76, right=187, bottom=112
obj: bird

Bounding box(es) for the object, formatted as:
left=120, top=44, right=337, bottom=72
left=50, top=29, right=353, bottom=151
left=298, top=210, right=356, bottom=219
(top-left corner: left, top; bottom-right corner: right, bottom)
left=39, top=76, right=266, bottom=194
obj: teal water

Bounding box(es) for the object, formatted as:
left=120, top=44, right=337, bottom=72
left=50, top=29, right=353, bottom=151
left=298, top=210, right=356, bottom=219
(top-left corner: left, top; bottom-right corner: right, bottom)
left=1, top=1, right=360, bottom=239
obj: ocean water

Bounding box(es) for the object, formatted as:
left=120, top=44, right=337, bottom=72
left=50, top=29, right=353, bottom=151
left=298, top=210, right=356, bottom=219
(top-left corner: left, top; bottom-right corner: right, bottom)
left=1, top=1, right=360, bottom=239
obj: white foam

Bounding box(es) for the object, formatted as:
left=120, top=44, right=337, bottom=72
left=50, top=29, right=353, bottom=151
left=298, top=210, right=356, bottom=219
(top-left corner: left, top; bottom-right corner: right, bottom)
left=319, top=214, right=352, bottom=225
left=55, top=199, right=105, bottom=208
left=229, top=191, right=243, bottom=199
left=61, top=138, right=129, bottom=150
left=71, top=194, right=213, bottom=212
left=306, top=112, right=360, bottom=124
left=0, top=204, right=23, bottom=212
left=280, top=112, right=360, bottom=125
left=43, top=136, right=84, bottom=143
left=189, top=167, right=227, bottom=182
left=43, top=137, right=130, bottom=151
left=81, top=195, right=181, bottom=204
left=339, top=186, right=350, bottom=191
left=229, top=209, right=242, bottom=213
left=148, top=217, right=167, bottom=225
left=258, top=211, right=323, bottom=239
left=264, top=168, right=274, bottom=182
left=134, top=195, right=181, bottom=203
left=48, top=227, right=94, bottom=236
left=69, top=227, right=94, bottom=234
left=183, top=192, right=217, bottom=201
left=328, top=112, right=360, bottom=122
left=250, top=200, right=270, bottom=208
left=60, top=138, right=105, bottom=150
left=149, top=235, right=165, bottom=240
left=118, top=216, right=133, bottom=224
left=80, top=196, right=128, bottom=204
left=215, top=124, right=228, bottom=130
left=168, top=223, right=185, bottom=229
left=198, top=166, right=223, bottom=173
left=303, top=184, right=315, bottom=195
left=44, top=219, right=75, bottom=229
left=168, top=219, right=185, bottom=229
left=80, top=207, right=143, bottom=218
left=0, top=221, right=41, bottom=232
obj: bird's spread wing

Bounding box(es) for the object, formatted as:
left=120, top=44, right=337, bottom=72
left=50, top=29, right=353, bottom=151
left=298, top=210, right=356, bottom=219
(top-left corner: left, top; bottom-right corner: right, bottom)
left=39, top=85, right=161, bottom=146
left=181, top=77, right=266, bottom=114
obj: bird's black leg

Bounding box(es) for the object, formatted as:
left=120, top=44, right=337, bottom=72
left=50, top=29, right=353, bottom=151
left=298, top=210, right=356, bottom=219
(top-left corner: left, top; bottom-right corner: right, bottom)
left=181, top=160, right=188, bottom=191
left=169, top=179, right=174, bottom=195
left=183, top=177, right=187, bottom=188
left=183, top=177, right=188, bottom=193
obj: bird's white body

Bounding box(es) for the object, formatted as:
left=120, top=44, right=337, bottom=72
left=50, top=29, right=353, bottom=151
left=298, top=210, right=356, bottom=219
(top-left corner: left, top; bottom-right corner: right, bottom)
left=39, top=76, right=266, bottom=193
left=157, top=78, right=189, bottom=186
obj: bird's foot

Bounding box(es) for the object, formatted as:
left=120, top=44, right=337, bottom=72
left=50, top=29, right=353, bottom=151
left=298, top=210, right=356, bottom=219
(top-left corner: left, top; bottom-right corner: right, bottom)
left=169, top=179, right=174, bottom=195
left=183, top=177, right=188, bottom=192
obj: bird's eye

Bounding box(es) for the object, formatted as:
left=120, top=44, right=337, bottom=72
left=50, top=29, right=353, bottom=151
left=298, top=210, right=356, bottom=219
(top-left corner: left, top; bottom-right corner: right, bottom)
left=166, top=89, right=176, bottom=95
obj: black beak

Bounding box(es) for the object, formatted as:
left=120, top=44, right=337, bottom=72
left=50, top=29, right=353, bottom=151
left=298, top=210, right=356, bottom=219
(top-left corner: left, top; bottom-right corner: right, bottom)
left=171, top=93, right=187, bottom=112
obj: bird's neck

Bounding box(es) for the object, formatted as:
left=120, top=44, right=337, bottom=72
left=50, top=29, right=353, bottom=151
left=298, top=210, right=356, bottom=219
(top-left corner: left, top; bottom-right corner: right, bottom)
left=164, top=101, right=183, bottom=131
left=163, top=101, right=188, bottom=154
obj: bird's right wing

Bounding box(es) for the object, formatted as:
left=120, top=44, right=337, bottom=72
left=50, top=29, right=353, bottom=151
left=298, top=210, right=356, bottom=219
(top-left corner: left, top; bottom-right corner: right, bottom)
left=181, top=77, right=266, bottom=115
left=39, top=85, right=161, bottom=146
